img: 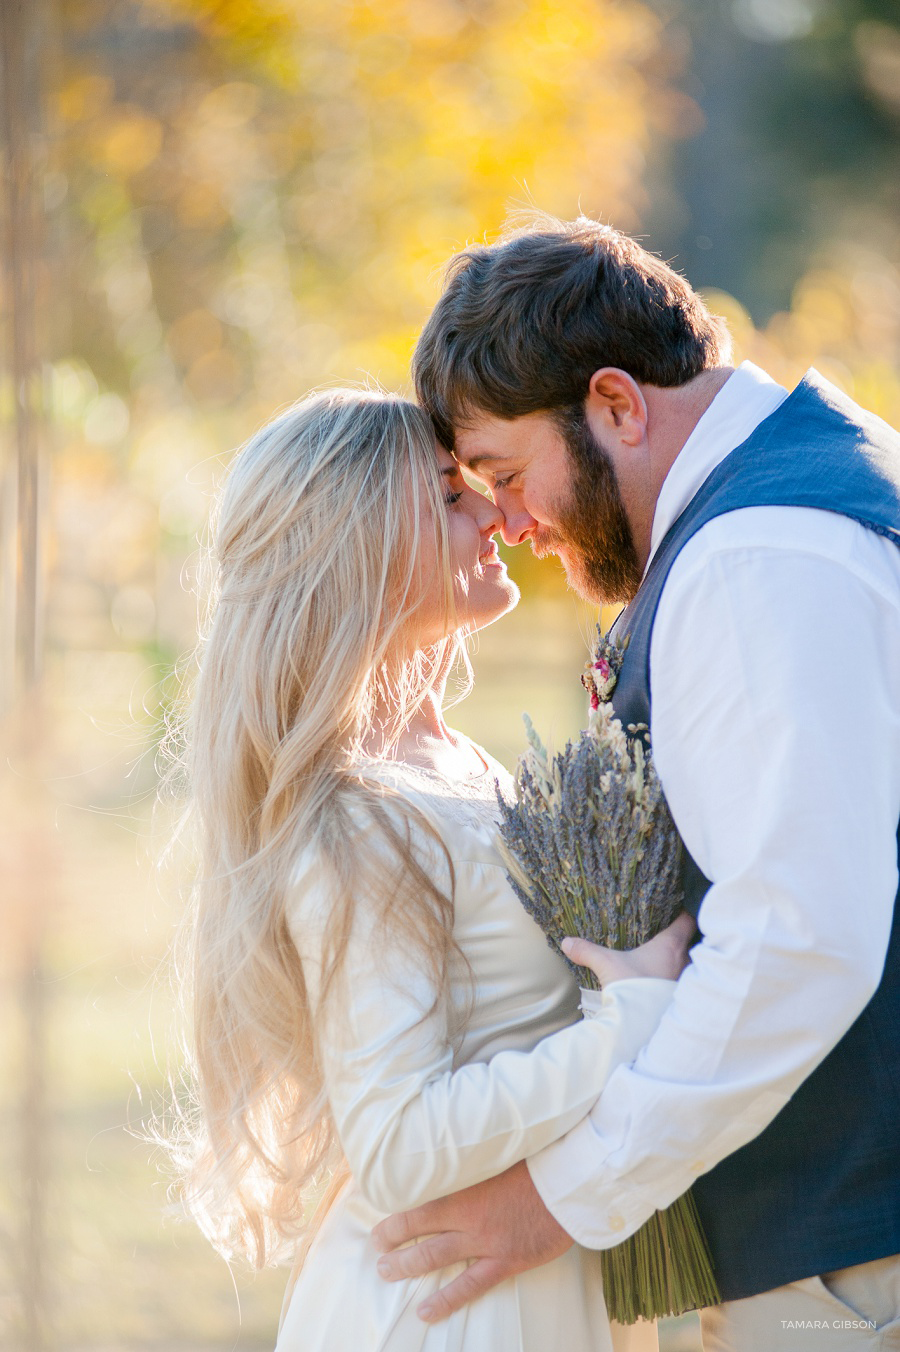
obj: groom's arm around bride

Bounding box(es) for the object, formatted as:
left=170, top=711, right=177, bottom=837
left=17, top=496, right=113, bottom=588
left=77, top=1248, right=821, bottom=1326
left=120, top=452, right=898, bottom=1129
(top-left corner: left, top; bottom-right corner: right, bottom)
left=374, top=217, right=900, bottom=1351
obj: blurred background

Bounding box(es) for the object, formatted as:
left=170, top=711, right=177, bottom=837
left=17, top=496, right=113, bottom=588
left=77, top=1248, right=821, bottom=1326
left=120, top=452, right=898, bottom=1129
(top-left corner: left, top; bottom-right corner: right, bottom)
left=1, top=0, right=899, bottom=1347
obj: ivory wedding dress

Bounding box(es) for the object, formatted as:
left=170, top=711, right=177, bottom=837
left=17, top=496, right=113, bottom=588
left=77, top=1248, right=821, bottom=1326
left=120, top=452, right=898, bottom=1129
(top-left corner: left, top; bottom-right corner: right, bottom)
left=277, top=749, right=672, bottom=1352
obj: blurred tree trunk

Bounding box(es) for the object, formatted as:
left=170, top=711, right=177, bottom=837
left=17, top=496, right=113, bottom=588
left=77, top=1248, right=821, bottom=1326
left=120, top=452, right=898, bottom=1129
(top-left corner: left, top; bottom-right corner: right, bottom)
left=1, top=1, right=52, bottom=1347
left=645, top=0, right=783, bottom=315
left=646, top=0, right=900, bottom=321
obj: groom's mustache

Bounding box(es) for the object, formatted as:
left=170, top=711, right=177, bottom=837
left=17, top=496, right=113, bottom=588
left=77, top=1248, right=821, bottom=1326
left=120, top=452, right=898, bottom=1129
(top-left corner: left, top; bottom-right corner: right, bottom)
left=531, top=522, right=616, bottom=570
left=530, top=526, right=567, bottom=558
left=497, top=411, right=641, bottom=602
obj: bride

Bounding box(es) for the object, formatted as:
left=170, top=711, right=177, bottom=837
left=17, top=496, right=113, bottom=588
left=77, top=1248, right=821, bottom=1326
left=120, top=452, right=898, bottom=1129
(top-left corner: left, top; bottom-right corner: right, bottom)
left=171, top=387, right=692, bottom=1352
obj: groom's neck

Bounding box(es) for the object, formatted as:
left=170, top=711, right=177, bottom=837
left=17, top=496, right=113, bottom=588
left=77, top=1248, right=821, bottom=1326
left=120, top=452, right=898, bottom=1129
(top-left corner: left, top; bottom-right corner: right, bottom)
left=643, top=366, right=734, bottom=489
left=620, top=365, right=734, bottom=577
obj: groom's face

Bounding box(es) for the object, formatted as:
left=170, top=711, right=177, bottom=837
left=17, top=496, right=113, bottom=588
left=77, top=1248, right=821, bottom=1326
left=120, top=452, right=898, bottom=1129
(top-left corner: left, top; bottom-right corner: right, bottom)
left=454, top=407, right=642, bottom=604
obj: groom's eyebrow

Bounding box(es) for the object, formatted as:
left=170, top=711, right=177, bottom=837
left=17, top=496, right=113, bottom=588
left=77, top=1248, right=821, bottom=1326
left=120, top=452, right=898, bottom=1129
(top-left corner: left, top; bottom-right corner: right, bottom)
left=462, top=454, right=499, bottom=473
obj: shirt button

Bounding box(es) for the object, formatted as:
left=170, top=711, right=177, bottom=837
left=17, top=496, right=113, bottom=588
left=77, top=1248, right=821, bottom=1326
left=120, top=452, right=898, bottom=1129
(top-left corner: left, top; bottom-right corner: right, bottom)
left=608, top=1213, right=626, bottom=1232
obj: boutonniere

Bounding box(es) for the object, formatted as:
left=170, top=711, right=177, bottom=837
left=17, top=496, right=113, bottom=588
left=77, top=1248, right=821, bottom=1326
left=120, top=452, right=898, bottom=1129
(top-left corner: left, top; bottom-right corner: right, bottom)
left=581, top=629, right=628, bottom=711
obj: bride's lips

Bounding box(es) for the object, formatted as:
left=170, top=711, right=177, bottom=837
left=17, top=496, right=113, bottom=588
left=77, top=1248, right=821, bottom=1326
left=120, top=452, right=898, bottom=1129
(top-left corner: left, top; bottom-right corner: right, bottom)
left=478, top=542, right=505, bottom=569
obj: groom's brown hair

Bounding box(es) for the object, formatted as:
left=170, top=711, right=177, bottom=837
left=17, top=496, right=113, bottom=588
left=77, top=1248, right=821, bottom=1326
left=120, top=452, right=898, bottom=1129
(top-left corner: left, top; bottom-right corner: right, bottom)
left=414, top=215, right=731, bottom=449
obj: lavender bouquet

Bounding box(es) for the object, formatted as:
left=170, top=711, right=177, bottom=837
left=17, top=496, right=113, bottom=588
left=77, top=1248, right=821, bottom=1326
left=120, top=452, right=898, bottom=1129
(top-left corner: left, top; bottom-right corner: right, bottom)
left=494, top=632, right=719, bottom=1324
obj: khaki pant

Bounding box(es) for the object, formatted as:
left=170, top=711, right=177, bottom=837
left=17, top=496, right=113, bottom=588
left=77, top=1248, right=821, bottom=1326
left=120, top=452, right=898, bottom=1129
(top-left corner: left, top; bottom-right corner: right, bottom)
left=700, top=1254, right=900, bottom=1351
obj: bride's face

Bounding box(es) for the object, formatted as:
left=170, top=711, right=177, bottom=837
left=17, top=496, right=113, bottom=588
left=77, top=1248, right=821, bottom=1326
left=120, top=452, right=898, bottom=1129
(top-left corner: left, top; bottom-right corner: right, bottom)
left=416, top=447, right=520, bottom=645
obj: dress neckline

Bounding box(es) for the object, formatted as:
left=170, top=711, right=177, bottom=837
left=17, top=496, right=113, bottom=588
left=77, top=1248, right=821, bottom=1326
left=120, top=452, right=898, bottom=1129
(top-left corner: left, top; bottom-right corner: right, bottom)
left=358, top=736, right=496, bottom=786
left=355, top=742, right=513, bottom=803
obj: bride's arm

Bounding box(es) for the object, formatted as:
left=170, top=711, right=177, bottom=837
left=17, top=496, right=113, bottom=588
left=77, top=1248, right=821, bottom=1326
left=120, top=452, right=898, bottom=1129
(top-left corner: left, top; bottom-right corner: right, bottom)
left=290, top=827, right=676, bottom=1217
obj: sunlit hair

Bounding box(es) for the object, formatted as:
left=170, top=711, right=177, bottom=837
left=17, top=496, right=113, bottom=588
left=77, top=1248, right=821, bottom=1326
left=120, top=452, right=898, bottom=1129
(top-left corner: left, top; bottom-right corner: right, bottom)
left=163, top=387, right=466, bottom=1269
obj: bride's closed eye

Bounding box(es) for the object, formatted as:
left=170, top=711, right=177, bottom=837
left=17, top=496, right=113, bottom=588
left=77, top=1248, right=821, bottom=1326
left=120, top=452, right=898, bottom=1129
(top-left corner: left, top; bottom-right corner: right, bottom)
left=445, top=490, right=464, bottom=506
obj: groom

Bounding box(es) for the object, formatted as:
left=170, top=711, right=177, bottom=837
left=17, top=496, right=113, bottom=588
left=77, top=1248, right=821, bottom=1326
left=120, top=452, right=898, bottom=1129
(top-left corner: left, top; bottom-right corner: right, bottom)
left=373, top=218, right=900, bottom=1350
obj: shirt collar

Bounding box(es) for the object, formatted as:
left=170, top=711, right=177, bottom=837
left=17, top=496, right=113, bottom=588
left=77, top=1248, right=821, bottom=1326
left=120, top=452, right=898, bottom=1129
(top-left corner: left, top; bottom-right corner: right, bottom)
left=647, top=361, right=790, bottom=569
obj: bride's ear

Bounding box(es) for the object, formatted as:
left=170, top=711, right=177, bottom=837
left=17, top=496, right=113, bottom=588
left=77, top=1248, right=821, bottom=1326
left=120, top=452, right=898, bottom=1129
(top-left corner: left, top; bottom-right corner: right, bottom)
left=585, top=368, right=648, bottom=447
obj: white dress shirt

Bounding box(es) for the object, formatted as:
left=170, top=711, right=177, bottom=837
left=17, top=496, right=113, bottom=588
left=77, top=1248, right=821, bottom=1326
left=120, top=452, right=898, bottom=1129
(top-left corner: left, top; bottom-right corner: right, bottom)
left=527, top=361, right=900, bottom=1246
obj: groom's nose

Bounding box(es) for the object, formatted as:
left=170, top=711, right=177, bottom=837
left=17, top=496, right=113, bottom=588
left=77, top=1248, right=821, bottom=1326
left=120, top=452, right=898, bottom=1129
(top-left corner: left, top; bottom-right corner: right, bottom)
left=499, top=504, right=538, bottom=547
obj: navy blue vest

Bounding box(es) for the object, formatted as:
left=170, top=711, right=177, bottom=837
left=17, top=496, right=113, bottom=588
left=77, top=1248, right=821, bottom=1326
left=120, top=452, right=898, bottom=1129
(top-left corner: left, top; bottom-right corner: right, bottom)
left=610, top=370, right=900, bottom=1302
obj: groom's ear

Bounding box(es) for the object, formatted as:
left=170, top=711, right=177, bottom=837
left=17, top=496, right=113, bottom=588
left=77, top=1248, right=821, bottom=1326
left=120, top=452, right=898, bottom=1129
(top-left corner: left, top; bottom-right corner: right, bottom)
left=585, top=368, right=648, bottom=448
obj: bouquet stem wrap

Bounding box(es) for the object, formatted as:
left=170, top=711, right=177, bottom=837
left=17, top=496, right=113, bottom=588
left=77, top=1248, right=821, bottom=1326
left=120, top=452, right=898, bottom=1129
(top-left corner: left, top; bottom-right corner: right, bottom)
left=495, top=665, right=720, bottom=1324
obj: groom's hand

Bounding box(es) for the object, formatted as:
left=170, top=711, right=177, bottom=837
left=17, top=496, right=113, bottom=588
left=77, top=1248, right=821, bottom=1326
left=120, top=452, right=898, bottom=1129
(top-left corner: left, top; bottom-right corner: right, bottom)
left=371, top=1160, right=573, bottom=1323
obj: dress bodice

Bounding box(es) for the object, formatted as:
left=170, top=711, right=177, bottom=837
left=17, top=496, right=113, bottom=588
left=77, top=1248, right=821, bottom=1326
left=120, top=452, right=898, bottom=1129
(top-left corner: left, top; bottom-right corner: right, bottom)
left=353, top=753, right=583, bottom=1065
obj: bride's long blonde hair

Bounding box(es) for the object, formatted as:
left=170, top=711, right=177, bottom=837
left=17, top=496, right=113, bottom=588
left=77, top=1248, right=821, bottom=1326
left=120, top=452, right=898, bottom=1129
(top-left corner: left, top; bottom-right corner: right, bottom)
left=166, top=388, right=464, bottom=1268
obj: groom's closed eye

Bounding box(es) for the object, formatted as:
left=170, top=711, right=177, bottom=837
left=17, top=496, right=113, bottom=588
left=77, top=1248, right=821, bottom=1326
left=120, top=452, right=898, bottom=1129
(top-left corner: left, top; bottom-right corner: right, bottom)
left=457, top=466, right=495, bottom=497
left=458, top=454, right=510, bottom=490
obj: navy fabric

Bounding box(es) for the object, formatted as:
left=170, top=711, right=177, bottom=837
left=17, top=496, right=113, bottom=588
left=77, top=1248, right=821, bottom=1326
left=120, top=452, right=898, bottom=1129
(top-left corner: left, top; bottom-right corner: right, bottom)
left=609, top=370, right=900, bottom=1302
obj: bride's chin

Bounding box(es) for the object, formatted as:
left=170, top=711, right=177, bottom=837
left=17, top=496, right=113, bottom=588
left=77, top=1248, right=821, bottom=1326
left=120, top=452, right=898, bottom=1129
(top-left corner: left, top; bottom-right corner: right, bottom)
left=466, top=578, right=521, bottom=634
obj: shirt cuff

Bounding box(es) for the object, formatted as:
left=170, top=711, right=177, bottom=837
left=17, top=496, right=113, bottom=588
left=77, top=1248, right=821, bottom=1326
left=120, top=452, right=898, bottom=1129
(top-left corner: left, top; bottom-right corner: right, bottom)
left=528, top=1074, right=794, bottom=1249
left=527, top=1110, right=676, bottom=1248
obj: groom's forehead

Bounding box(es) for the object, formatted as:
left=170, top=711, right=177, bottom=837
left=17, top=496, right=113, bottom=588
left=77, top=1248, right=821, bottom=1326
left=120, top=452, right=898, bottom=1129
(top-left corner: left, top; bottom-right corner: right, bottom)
left=453, top=421, right=509, bottom=468
left=454, top=412, right=546, bottom=467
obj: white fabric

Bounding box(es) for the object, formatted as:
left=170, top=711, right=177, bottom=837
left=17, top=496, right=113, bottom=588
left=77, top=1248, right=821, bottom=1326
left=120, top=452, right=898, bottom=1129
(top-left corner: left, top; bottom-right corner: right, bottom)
left=277, top=755, right=673, bottom=1352
left=528, top=362, right=900, bottom=1246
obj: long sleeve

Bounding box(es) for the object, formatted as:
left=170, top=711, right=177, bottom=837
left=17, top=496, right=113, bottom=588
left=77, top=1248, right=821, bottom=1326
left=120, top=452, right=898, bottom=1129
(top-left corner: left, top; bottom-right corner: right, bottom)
left=288, top=819, right=674, bottom=1217
left=528, top=507, right=900, bottom=1246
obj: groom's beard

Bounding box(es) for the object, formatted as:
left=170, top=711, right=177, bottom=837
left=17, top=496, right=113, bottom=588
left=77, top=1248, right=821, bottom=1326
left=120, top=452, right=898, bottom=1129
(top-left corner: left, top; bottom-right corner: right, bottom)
left=531, top=408, right=643, bottom=605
